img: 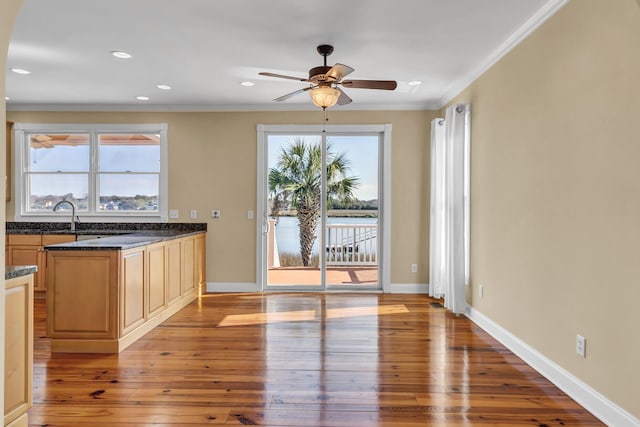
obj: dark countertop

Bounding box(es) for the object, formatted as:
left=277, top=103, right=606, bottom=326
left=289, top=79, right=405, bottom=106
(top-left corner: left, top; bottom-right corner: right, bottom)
left=5, top=265, right=38, bottom=280
left=6, top=222, right=207, bottom=251
left=7, top=221, right=207, bottom=235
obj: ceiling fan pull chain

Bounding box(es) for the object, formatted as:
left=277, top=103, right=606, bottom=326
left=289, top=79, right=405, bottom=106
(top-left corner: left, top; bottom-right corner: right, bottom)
left=322, top=107, right=328, bottom=133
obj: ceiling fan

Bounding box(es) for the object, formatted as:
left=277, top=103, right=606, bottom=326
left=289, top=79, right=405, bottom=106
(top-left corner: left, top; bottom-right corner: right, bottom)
left=259, top=44, right=397, bottom=109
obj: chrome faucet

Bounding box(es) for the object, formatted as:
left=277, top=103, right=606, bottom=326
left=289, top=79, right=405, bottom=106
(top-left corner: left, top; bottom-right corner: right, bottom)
left=53, top=200, right=78, bottom=231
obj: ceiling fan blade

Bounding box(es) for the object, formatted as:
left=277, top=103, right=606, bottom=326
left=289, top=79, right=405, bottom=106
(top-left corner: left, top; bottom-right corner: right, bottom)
left=273, top=87, right=312, bottom=102
left=341, top=80, right=398, bottom=90
left=336, top=88, right=352, bottom=106
left=326, top=63, right=355, bottom=82
left=259, top=72, right=309, bottom=82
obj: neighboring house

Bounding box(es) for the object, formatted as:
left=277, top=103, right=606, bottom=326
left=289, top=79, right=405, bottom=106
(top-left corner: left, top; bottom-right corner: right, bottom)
left=1, top=0, right=639, bottom=425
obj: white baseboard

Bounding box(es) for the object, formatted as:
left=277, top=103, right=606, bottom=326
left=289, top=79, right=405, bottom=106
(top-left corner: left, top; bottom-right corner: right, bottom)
left=205, top=282, right=260, bottom=293
left=467, top=307, right=640, bottom=427
left=207, top=282, right=430, bottom=294
left=389, top=283, right=429, bottom=294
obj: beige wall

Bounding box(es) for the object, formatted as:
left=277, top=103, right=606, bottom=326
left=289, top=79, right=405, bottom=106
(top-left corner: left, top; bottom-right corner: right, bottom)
left=6, top=110, right=436, bottom=286
left=452, top=0, right=640, bottom=419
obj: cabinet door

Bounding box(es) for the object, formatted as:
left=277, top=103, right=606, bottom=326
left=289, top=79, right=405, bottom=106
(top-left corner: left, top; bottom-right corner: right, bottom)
left=4, top=274, right=33, bottom=425
left=194, top=234, right=206, bottom=292
left=181, top=237, right=195, bottom=295
left=120, top=248, right=146, bottom=336
left=8, top=246, right=44, bottom=291
left=166, top=239, right=182, bottom=304
left=146, top=243, right=166, bottom=318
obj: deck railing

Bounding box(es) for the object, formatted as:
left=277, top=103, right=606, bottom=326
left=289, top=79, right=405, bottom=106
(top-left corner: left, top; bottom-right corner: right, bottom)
left=325, top=223, right=377, bottom=266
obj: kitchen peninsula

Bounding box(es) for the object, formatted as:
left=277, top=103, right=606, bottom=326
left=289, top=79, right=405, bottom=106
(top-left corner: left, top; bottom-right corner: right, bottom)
left=7, top=222, right=206, bottom=354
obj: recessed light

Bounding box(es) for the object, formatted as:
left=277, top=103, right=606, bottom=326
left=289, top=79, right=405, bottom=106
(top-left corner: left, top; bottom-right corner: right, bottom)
left=136, top=96, right=150, bottom=101
left=240, top=81, right=254, bottom=87
left=111, top=51, right=132, bottom=59
left=408, top=80, right=422, bottom=86
left=156, top=84, right=172, bottom=90
left=11, top=68, right=31, bottom=75
left=4, top=96, right=9, bottom=101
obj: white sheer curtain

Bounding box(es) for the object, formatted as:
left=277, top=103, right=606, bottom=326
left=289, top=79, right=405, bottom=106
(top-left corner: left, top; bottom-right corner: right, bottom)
left=429, top=104, right=471, bottom=314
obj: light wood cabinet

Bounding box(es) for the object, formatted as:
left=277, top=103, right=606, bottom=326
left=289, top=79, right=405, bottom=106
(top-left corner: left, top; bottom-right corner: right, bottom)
left=46, top=233, right=205, bottom=353
left=4, top=273, right=34, bottom=427
left=147, top=242, right=167, bottom=318
left=120, top=248, right=146, bottom=336
left=7, top=234, right=76, bottom=296
left=194, top=233, right=206, bottom=290
left=166, top=239, right=182, bottom=305
left=181, top=235, right=195, bottom=295
left=46, top=251, right=118, bottom=342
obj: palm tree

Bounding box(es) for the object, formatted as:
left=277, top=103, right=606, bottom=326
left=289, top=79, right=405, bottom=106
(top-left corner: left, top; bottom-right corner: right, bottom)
left=269, top=138, right=358, bottom=267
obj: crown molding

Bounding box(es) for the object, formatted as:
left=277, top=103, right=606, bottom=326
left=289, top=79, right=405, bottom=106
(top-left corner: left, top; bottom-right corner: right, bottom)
left=6, top=100, right=440, bottom=113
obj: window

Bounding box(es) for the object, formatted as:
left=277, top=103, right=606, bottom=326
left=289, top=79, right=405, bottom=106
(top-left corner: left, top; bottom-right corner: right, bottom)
left=13, top=123, right=168, bottom=222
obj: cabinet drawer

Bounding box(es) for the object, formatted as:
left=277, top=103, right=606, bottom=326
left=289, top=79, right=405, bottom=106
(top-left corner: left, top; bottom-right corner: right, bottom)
left=8, top=235, right=42, bottom=246
left=42, top=234, right=76, bottom=245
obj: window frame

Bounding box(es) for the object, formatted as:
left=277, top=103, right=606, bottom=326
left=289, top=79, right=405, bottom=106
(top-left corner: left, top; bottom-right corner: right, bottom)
left=13, top=123, right=168, bottom=223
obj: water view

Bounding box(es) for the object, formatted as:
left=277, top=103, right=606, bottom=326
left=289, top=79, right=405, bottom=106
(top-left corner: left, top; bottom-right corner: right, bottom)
left=274, top=216, right=378, bottom=255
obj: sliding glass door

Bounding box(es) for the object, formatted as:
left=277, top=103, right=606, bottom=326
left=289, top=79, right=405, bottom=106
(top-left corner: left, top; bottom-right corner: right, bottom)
left=325, top=135, right=379, bottom=289
left=258, top=126, right=383, bottom=291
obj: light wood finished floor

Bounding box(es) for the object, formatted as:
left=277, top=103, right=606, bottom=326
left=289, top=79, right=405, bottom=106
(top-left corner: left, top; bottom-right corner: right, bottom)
left=30, top=294, right=604, bottom=426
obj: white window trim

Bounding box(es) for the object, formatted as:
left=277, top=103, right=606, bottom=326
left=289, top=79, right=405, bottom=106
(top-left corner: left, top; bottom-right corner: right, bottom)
left=13, top=123, right=169, bottom=223
left=255, top=123, right=392, bottom=292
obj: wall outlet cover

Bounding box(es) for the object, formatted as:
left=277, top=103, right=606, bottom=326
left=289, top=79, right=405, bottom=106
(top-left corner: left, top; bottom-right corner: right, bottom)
left=576, top=334, right=586, bottom=358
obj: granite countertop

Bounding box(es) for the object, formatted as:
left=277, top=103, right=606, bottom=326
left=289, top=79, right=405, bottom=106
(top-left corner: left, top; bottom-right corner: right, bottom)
left=7, top=222, right=207, bottom=235
left=5, top=265, right=38, bottom=280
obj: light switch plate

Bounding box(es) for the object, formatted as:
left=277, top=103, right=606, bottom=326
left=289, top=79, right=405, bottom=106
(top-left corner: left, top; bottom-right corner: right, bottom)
left=169, top=209, right=179, bottom=219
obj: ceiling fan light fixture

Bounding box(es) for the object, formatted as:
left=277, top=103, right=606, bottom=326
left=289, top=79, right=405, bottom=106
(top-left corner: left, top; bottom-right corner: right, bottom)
left=310, top=86, right=340, bottom=109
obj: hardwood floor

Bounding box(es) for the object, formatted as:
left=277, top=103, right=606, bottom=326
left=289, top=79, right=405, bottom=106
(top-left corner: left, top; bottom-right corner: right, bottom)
left=29, top=293, right=604, bottom=426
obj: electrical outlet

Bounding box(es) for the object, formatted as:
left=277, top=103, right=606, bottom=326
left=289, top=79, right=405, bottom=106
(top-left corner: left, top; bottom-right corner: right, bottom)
left=211, top=210, right=220, bottom=219
left=169, top=209, right=179, bottom=219
left=411, top=264, right=417, bottom=273
left=479, top=284, right=484, bottom=298
left=247, top=210, right=254, bottom=220
left=576, top=334, right=586, bottom=358
left=190, top=209, right=197, bottom=219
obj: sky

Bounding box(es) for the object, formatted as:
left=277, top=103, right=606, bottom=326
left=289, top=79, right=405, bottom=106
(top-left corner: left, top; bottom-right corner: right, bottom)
left=29, top=143, right=160, bottom=197
left=29, top=133, right=380, bottom=200
left=267, top=134, right=379, bottom=201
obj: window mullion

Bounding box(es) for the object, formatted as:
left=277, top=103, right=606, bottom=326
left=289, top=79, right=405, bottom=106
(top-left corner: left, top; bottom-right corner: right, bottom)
left=90, top=130, right=98, bottom=214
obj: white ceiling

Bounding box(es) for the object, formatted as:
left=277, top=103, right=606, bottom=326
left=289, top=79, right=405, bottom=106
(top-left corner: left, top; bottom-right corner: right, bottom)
left=5, top=0, right=567, bottom=112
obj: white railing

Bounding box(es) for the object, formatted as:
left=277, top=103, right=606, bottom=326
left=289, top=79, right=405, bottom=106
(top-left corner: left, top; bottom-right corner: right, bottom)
left=326, top=223, right=377, bottom=266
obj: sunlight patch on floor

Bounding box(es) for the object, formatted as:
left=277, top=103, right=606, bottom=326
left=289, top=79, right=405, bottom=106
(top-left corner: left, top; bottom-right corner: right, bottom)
left=218, top=310, right=317, bottom=327
left=217, top=304, right=409, bottom=327
left=326, top=304, right=409, bottom=319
